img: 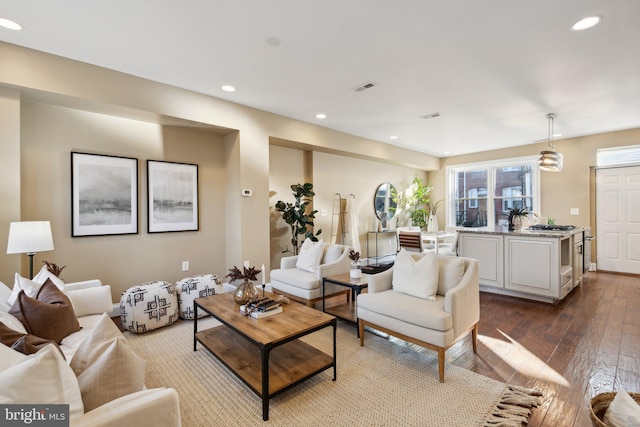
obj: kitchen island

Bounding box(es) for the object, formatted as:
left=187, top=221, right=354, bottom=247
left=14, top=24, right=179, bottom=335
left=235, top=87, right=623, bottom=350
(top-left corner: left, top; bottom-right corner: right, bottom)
left=458, top=226, right=584, bottom=303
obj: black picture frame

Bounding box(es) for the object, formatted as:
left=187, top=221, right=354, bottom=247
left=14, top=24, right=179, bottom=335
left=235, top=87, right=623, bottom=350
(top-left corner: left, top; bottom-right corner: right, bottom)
left=71, top=152, right=139, bottom=237
left=147, top=160, right=199, bottom=233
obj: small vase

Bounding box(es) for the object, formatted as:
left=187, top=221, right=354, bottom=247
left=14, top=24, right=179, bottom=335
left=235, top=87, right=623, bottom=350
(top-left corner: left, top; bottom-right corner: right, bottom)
left=233, top=279, right=258, bottom=305
left=350, top=260, right=362, bottom=279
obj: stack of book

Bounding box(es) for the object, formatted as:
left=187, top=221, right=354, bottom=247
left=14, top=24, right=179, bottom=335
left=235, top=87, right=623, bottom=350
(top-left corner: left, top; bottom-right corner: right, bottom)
left=240, top=300, right=282, bottom=318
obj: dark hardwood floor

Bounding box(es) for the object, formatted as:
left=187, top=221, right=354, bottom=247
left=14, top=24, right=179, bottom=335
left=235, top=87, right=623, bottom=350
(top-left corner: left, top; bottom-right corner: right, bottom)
left=443, top=271, right=640, bottom=426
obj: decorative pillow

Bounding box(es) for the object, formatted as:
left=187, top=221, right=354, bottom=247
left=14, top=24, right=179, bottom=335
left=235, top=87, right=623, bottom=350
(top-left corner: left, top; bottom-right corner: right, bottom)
left=9, top=279, right=81, bottom=344
left=321, top=244, right=343, bottom=265
left=296, top=238, right=324, bottom=272
left=0, top=342, right=26, bottom=373
left=603, top=391, right=640, bottom=427
left=32, top=265, right=66, bottom=290
left=70, top=313, right=145, bottom=412
left=0, top=312, right=27, bottom=334
left=67, top=285, right=113, bottom=317
left=0, top=344, right=84, bottom=421
left=0, top=280, right=12, bottom=313
left=392, top=249, right=439, bottom=300
left=8, top=268, right=66, bottom=306
left=437, top=257, right=465, bottom=295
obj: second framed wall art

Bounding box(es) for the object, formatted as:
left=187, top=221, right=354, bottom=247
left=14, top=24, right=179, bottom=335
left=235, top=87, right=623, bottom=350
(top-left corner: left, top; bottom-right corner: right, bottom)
left=147, top=160, right=199, bottom=233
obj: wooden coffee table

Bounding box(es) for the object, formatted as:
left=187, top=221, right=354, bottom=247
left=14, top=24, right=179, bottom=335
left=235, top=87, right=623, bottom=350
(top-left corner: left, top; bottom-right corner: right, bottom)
left=193, top=292, right=337, bottom=421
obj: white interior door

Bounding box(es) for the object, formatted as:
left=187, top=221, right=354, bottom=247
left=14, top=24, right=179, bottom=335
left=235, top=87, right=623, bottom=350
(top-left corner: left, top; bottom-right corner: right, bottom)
left=595, top=166, right=640, bottom=274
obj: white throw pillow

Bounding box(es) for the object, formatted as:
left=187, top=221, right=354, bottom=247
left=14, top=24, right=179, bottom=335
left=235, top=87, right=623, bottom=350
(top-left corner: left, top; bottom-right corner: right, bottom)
left=322, top=244, right=343, bottom=265
left=437, top=257, right=465, bottom=295
left=0, top=344, right=84, bottom=420
left=296, top=238, right=324, bottom=272
left=32, top=265, right=66, bottom=290
left=0, top=342, right=26, bottom=374
left=8, top=269, right=66, bottom=306
left=68, top=285, right=113, bottom=317
left=0, top=311, right=28, bottom=334
left=392, top=249, right=439, bottom=300
left=70, top=313, right=146, bottom=412
left=603, top=391, right=640, bottom=427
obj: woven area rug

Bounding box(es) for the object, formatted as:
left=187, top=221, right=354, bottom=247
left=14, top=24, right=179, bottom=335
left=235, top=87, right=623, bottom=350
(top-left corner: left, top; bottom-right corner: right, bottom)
left=125, top=317, right=541, bottom=427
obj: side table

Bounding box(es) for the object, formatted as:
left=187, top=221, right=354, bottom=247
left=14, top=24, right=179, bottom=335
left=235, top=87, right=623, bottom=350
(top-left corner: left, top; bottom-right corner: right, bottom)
left=322, top=273, right=368, bottom=337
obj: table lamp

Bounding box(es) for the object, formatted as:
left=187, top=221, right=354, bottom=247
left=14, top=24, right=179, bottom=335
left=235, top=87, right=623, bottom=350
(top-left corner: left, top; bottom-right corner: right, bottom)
left=7, top=221, right=55, bottom=279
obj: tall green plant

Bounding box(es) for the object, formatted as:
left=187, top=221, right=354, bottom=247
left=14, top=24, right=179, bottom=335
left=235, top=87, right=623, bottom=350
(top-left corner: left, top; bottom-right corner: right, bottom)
left=275, top=183, right=322, bottom=255
left=396, top=176, right=433, bottom=229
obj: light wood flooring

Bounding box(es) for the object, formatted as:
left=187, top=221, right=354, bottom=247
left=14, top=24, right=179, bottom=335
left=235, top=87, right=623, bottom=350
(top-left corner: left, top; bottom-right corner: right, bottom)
left=349, top=271, right=639, bottom=427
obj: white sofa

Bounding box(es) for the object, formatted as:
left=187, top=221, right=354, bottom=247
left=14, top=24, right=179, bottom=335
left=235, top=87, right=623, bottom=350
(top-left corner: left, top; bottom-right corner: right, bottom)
left=357, top=251, right=479, bottom=382
left=0, top=268, right=180, bottom=427
left=270, top=241, right=352, bottom=307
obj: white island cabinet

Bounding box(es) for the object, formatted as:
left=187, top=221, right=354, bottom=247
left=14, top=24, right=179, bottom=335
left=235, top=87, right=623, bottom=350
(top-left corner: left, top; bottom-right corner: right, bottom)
left=459, top=227, right=582, bottom=303
left=458, top=233, right=504, bottom=288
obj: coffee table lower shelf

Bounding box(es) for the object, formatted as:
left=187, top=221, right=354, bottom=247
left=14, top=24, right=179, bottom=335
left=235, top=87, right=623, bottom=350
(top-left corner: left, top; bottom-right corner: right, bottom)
left=195, top=325, right=335, bottom=417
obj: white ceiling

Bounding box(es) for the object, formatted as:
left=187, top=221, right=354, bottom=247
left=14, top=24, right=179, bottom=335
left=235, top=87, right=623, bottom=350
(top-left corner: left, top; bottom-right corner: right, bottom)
left=1, top=0, right=639, bottom=157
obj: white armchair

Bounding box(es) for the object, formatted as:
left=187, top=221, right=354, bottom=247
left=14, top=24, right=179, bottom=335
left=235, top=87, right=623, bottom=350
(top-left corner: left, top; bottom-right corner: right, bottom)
left=357, top=253, right=479, bottom=382
left=270, top=242, right=352, bottom=307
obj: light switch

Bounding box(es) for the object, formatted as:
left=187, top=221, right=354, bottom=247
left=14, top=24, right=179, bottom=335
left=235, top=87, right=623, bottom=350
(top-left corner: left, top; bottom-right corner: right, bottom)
left=570, top=208, right=579, bottom=215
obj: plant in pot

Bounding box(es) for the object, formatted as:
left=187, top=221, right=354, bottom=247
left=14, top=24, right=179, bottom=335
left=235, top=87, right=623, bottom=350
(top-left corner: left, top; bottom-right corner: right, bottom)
left=275, top=183, right=322, bottom=255
left=508, top=207, right=528, bottom=231
left=395, top=176, right=433, bottom=230
left=349, top=249, right=362, bottom=279
left=226, top=265, right=262, bottom=305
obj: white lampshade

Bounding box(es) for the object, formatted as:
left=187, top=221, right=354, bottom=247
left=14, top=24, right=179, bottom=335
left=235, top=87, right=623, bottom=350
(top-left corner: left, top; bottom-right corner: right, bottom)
left=7, top=221, right=55, bottom=254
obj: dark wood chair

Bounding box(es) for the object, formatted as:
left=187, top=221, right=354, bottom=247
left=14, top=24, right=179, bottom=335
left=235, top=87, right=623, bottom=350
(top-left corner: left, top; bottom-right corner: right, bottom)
left=397, top=231, right=424, bottom=252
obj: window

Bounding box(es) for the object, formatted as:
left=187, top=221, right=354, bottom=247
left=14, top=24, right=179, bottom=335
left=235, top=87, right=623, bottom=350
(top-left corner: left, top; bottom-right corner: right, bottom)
left=597, top=145, right=640, bottom=167
left=446, top=157, right=539, bottom=228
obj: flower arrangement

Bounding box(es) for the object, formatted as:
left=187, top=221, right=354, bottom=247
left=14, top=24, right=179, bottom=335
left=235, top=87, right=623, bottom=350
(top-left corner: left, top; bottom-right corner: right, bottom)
left=225, top=265, right=261, bottom=282
left=348, top=250, right=360, bottom=262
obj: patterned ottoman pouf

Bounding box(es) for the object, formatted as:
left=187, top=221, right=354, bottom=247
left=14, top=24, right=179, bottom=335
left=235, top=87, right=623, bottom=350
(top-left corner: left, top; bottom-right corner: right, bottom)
left=176, top=274, right=224, bottom=319
left=120, top=281, right=179, bottom=333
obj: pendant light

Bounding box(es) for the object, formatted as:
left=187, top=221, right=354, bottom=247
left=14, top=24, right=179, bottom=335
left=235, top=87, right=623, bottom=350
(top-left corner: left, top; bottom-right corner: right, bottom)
left=538, top=113, right=563, bottom=172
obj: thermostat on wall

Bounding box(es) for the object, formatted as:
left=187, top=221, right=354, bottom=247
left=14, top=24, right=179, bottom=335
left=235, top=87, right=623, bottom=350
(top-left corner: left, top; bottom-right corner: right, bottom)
left=241, top=189, right=253, bottom=197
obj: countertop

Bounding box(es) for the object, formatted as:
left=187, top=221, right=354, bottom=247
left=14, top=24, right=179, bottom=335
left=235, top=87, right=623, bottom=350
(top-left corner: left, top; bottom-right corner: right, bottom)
left=457, top=225, right=584, bottom=239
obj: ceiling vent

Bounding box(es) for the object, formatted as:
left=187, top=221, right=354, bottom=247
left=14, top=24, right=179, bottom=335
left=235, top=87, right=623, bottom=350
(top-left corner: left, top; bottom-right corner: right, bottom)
left=421, top=112, right=441, bottom=120
left=353, top=81, right=377, bottom=92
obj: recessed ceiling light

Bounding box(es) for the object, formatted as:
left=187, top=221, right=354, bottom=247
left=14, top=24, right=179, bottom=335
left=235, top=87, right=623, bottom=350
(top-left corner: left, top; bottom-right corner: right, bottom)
left=221, top=85, right=236, bottom=92
left=572, top=16, right=601, bottom=31
left=266, top=37, right=281, bottom=47
left=0, top=17, right=22, bottom=31
left=389, top=136, right=398, bottom=140
left=315, top=113, right=327, bottom=119
left=444, top=151, right=451, bottom=155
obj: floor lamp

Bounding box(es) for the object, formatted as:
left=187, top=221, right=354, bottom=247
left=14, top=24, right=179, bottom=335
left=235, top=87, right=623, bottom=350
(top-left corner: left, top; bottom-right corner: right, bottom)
left=7, top=221, right=55, bottom=279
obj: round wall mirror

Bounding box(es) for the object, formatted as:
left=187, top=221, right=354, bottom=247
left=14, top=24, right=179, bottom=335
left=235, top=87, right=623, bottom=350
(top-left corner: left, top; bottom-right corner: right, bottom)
left=374, top=183, right=398, bottom=227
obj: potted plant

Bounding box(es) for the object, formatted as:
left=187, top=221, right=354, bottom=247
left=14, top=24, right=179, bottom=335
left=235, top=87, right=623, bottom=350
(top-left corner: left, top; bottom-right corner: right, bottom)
left=226, top=265, right=261, bottom=305
left=508, top=207, right=528, bottom=231
left=349, top=250, right=362, bottom=279
left=395, top=176, right=433, bottom=230
left=275, top=183, right=322, bottom=255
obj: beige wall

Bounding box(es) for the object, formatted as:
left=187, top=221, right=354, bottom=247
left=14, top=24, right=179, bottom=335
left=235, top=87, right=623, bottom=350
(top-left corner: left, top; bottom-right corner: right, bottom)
left=269, top=146, right=426, bottom=267
left=0, top=87, right=22, bottom=278
left=0, top=41, right=438, bottom=297
left=429, top=127, right=640, bottom=261
left=17, top=102, right=227, bottom=299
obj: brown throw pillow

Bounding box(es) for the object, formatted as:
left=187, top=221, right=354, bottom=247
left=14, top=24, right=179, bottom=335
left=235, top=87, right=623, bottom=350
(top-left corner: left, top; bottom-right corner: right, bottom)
left=0, top=320, right=62, bottom=356
left=8, top=279, right=81, bottom=344
left=0, top=320, right=25, bottom=347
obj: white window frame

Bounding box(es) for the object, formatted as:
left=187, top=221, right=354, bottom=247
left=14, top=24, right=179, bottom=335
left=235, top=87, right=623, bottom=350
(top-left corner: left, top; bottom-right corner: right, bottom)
left=445, top=156, right=540, bottom=228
